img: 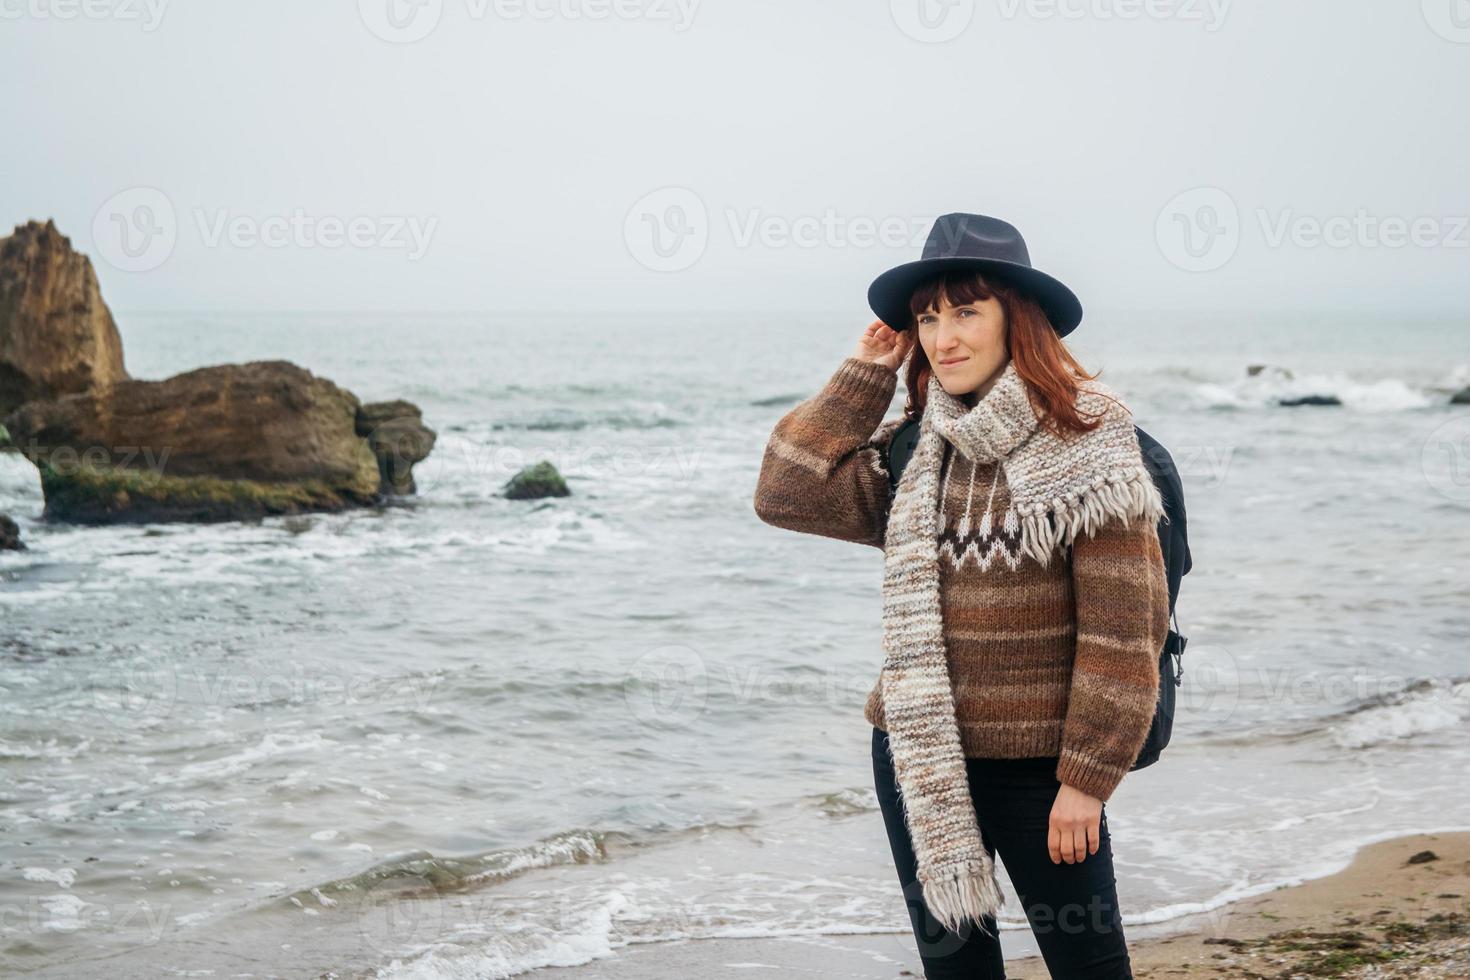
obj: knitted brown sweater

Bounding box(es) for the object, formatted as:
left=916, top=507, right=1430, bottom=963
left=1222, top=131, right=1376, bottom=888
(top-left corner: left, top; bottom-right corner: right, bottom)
left=753, top=357, right=1170, bottom=802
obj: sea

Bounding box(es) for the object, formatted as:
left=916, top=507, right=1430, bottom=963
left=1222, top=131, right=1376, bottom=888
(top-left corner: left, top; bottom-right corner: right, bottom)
left=2, top=310, right=1468, bottom=978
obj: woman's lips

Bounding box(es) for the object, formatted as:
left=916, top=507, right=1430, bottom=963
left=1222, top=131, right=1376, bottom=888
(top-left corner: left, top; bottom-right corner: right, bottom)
left=938, top=357, right=969, bottom=367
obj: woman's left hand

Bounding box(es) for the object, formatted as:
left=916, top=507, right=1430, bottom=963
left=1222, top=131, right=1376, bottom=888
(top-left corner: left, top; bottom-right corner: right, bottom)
left=1048, top=783, right=1103, bottom=864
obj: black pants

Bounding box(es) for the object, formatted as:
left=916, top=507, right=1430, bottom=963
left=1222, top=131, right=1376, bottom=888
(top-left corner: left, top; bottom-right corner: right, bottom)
left=872, top=727, right=1134, bottom=979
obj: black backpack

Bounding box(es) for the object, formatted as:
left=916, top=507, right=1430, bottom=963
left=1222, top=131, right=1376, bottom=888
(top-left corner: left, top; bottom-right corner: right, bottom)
left=885, top=417, right=1191, bottom=772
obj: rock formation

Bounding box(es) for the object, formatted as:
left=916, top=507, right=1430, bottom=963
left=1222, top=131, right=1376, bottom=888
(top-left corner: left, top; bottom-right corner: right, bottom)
left=356, top=400, right=437, bottom=495
left=4, top=360, right=383, bottom=524
left=0, top=220, right=129, bottom=418
left=1278, top=395, right=1342, bottom=407
left=0, top=513, right=23, bottom=550
left=505, top=461, right=570, bottom=500
left=0, top=219, right=438, bottom=525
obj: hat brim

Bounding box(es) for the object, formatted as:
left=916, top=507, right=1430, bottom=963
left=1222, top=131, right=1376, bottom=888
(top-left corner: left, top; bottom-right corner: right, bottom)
left=867, top=257, right=1083, bottom=337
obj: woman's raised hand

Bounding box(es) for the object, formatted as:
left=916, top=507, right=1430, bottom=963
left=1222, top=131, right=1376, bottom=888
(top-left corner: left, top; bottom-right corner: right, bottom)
left=852, top=320, right=916, bottom=373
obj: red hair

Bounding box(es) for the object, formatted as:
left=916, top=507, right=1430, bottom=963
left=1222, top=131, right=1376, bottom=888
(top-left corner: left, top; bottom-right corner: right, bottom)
left=900, top=270, right=1116, bottom=438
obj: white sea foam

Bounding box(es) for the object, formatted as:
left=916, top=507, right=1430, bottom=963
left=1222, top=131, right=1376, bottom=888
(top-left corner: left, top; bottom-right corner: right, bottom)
left=1193, top=372, right=1436, bottom=411
left=36, top=893, right=96, bottom=933
left=154, top=731, right=336, bottom=785
left=1331, top=679, right=1470, bottom=749
left=23, top=867, right=76, bottom=888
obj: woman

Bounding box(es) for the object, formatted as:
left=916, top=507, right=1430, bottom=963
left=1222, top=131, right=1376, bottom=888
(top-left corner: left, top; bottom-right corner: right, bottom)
left=752, top=214, right=1170, bottom=979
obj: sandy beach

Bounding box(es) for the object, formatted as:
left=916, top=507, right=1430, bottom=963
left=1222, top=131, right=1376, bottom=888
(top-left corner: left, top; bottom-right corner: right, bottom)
left=522, top=831, right=1470, bottom=979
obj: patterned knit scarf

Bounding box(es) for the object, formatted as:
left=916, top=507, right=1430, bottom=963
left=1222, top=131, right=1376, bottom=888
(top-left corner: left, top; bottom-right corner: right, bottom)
left=878, top=359, right=1164, bottom=935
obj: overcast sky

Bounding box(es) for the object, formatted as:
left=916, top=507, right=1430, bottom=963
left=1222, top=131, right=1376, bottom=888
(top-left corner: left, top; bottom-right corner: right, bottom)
left=2, top=1, right=1466, bottom=317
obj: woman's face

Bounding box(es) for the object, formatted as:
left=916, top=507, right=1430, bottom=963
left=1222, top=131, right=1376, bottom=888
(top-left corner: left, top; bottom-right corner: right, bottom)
left=914, top=292, right=1008, bottom=402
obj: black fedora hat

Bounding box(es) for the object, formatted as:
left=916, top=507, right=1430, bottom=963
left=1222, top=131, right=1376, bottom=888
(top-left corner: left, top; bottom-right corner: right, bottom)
left=867, top=213, right=1083, bottom=337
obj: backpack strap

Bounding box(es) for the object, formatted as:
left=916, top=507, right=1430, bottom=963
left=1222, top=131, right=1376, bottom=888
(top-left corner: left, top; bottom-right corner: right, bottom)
left=885, top=416, right=922, bottom=494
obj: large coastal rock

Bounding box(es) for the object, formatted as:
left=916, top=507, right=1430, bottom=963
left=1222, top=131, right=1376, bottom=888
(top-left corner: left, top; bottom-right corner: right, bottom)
left=0, top=220, right=129, bottom=417
left=3, top=360, right=383, bottom=524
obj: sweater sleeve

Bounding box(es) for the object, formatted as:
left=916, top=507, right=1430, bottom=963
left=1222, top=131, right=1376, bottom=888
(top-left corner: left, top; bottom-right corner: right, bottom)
left=1055, top=512, right=1170, bottom=801
left=752, top=357, right=899, bottom=550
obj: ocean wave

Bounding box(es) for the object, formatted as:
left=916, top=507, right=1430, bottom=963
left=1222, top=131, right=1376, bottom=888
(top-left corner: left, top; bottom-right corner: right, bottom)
left=1328, top=677, right=1470, bottom=750
left=284, top=829, right=626, bottom=909
left=489, top=410, right=684, bottom=433
left=749, top=392, right=806, bottom=408
left=1191, top=370, right=1436, bottom=412
left=1182, top=674, right=1470, bottom=750
left=803, top=786, right=879, bottom=818
left=287, top=815, right=768, bottom=911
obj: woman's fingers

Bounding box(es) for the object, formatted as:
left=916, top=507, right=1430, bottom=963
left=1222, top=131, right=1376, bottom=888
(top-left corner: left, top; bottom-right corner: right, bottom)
left=1048, top=815, right=1099, bottom=864
left=858, top=321, right=894, bottom=352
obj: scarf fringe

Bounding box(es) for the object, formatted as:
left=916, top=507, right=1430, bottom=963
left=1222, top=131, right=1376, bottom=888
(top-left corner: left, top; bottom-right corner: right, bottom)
left=919, top=858, right=1007, bottom=937
left=1017, top=469, right=1165, bottom=568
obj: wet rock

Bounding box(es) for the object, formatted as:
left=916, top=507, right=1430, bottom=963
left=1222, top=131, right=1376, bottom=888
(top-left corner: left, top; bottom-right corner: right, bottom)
left=504, top=461, right=569, bottom=500
left=356, top=400, right=437, bottom=495
left=1451, top=386, right=1470, bottom=405
left=0, top=513, right=23, bottom=550
left=1278, top=394, right=1342, bottom=407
